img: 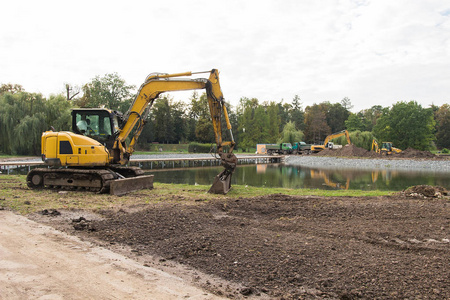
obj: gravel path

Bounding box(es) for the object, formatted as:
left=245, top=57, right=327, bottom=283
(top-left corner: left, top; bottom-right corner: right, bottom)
left=285, top=155, right=450, bottom=172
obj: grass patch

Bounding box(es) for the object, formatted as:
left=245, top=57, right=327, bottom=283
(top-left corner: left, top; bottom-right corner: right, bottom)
left=0, top=175, right=393, bottom=215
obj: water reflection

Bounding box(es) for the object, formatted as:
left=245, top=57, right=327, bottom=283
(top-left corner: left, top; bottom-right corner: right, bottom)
left=146, top=164, right=450, bottom=191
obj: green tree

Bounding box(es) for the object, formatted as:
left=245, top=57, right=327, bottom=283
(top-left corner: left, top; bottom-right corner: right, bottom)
left=152, top=96, right=175, bottom=143
left=359, top=105, right=386, bottom=132
left=290, top=95, right=305, bottom=131
left=340, top=97, right=353, bottom=111
left=0, top=92, right=71, bottom=155
left=345, top=113, right=365, bottom=132
left=277, top=101, right=291, bottom=133
left=194, top=93, right=214, bottom=143
left=435, top=104, right=450, bottom=149
left=76, top=73, right=135, bottom=111
left=186, top=92, right=200, bottom=141
left=373, top=101, right=435, bottom=150
left=237, top=97, right=259, bottom=151
left=172, top=101, right=187, bottom=143
left=335, top=130, right=374, bottom=150
left=326, top=102, right=350, bottom=133
left=278, top=121, right=304, bottom=144
left=251, top=105, right=270, bottom=144
left=266, top=101, right=280, bottom=143
left=304, top=104, right=331, bottom=143
left=0, top=83, right=25, bottom=94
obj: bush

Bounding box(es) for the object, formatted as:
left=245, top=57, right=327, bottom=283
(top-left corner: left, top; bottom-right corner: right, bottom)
left=442, top=148, right=449, bottom=154
left=188, top=142, right=215, bottom=153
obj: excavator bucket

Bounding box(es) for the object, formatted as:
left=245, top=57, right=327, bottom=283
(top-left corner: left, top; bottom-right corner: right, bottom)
left=208, top=152, right=237, bottom=195
left=109, top=175, right=154, bottom=196
left=209, top=170, right=233, bottom=194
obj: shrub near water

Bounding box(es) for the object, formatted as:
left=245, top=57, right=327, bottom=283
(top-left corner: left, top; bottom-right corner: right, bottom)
left=188, top=142, right=215, bottom=153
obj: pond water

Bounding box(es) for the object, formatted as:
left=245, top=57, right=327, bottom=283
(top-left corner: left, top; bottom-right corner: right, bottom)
left=4, top=162, right=449, bottom=191
left=146, top=164, right=450, bottom=191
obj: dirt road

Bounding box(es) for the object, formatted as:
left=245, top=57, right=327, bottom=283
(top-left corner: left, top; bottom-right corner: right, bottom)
left=0, top=210, right=222, bottom=300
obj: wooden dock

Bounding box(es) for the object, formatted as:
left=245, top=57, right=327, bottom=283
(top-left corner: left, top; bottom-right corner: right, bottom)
left=0, top=155, right=283, bottom=174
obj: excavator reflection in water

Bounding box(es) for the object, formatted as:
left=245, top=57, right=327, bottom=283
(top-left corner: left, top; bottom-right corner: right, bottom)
left=27, top=69, right=237, bottom=195
left=310, top=170, right=350, bottom=190
left=310, top=169, right=399, bottom=190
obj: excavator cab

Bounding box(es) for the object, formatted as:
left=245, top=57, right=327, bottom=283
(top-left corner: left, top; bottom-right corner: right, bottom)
left=381, top=142, right=393, bottom=152
left=72, top=109, right=121, bottom=147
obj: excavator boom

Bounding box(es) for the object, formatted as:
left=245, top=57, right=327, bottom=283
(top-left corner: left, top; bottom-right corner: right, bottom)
left=311, top=130, right=351, bottom=152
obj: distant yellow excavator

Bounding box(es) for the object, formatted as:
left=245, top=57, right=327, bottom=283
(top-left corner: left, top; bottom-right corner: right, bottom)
left=371, top=139, right=401, bottom=155
left=311, top=130, right=351, bottom=153
left=27, top=69, right=237, bottom=195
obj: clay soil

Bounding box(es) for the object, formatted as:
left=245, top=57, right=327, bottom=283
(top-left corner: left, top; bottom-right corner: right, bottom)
left=37, top=187, right=450, bottom=299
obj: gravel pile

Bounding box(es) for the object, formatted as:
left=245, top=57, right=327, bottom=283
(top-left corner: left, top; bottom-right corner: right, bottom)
left=285, top=156, right=450, bottom=172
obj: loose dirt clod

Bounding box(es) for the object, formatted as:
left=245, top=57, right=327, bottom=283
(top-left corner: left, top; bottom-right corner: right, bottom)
left=39, top=209, right=61, bottom=216
left=403, top=185, right=448, bottom=198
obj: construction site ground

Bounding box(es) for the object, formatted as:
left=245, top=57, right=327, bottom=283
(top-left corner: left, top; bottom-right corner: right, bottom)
left=0, top=148, right=449, bottom=299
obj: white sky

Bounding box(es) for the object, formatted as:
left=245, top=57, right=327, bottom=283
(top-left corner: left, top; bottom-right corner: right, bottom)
left=1, top=0, right=449, bottom=112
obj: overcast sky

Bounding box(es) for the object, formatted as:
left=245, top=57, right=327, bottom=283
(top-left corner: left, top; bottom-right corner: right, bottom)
left=1, top=0, right=449, bottom=112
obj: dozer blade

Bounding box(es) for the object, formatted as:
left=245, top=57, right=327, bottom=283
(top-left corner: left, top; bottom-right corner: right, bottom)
left=208, top=171, right=232, bottom=194
left=110, top=175, right=154, bottom=196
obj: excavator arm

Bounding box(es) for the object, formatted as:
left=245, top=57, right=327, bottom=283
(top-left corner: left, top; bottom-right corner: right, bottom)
left=323, top=130, right=351, bottom=146
left=112, top=69, right=237, bottom=194
left=371, top=139, right=380, bottom=153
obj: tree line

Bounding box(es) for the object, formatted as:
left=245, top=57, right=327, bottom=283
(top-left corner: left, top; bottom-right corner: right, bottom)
left=1, top=74, right=449, bottom=156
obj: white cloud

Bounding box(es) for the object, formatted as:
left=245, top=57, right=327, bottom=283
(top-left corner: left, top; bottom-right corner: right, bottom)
left=1, top=0, right=449, bottom=112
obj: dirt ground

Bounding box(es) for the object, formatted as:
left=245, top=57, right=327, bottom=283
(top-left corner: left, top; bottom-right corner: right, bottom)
left=26, top=186, right=449, bottom=299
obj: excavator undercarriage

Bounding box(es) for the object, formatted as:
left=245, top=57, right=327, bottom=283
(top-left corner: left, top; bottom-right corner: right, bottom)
left=27, top=166, right=154, bottom=195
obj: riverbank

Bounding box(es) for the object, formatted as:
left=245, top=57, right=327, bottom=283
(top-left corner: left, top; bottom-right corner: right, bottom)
left=285, top=155, right=450, bottom=172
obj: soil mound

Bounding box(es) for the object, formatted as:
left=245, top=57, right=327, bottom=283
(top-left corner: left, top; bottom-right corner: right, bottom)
left=395, top=148, right=436, bottom=158
left=403, top=185, right=448, bottom=198
left=315, top=144, right=378, bottom=158
left=313, top=144, right=438, bottom=159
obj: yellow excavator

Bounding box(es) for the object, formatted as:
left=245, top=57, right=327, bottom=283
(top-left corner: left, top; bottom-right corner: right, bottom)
left=371, top=139, right=401, bottom=155
left=27, top=69, right=237, bottom=195
left=311, top=130, right=351, bottom=153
